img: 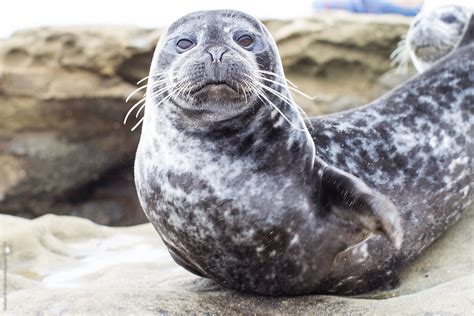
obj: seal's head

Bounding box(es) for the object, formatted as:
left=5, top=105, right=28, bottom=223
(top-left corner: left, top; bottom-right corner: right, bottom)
left=407, top=5, right=471, bottom=72
left=147, top=10, right=287, bottom=126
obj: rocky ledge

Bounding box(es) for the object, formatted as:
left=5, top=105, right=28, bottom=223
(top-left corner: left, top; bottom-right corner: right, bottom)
left=2, top=207, right=472, bottom=314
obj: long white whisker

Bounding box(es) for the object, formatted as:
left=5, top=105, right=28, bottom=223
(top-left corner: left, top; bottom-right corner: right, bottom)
left=257, top=70, right=298, bottom=88
left=137, top=74, right=164, bottom=85
left=136, top=70, right=179, bottom=85
left=239, top=83, right=248, bottom=104
left=131, top=117, right=144, bottom=132
left=249, top=75, right=299, bottom=108
left=132, top=93, right=173, bottom=131
left=251, top=77, right=312, bottom=126
left=390, top=35, right=411, bottom=74
left=258, top=76, right=315, bottom=100
left=136, top=80, right=183, bottom=117
left=246, top=81, right=305, bottom=131
left=244, top=79, right=272, bottom=112
left=248, top=80, right=316, bottom=165
left=147, top=77, right=172, bottom=91
left=127, top=71, right=185, bottom=132
left=126, top=84, right=148, bottom=103
left=135, top=103, right=146, bottom=118
left=125, top=73, right=174, bottom=102
left=124, top=97, right=146, bottom=124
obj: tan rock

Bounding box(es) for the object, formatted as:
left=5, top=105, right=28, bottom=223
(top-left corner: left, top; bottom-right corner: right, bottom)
left=0, top=27, right=160, bottom=223
left=2, top=207, right=472, bottom=314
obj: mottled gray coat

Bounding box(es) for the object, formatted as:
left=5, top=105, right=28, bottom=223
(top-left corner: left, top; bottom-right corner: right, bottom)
left=134, top=10, right=473, bottom=295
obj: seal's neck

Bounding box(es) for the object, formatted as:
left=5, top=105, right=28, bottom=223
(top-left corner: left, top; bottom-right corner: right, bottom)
left=145, top=99, right=318, bottom=183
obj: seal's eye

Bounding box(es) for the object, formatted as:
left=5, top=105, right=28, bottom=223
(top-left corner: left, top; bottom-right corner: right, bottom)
left=176, top=39, right=194, bottom=51
left=236, top=35, right=254, bottom=49
left=440, top=13, right=457, bottom=24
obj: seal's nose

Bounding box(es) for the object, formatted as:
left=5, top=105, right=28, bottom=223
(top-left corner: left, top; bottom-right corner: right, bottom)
left=207, top=47, right=227, bottom=63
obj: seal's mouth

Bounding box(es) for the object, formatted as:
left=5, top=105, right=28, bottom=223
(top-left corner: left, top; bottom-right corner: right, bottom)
left=413, top=44, right=431, bottom=55
left=412, top=43, right=451, bottom=62
left=192, top=80, right=239, bottom=94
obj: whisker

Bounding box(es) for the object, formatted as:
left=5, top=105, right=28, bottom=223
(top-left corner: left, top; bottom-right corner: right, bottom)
left=124, top=97, right=146, bottom=124
left=239, top=83, right=248, bottom=104
left=137, top=74, right=163, bottom=85
left=135, top=103, right=146, bottom=118
left=131, top=117, right=144, bottom=132
left=247, top=76, right=316, bottom=164
left=248, top=75, right=299, bottom=108
left=146, top=86, right=170, bottom=104
left=246, top=80, right=306, bottom=131
left=258, top=76, right=315, bottom=100
left=256, top=70, right=298, bottom=88
left=136, top=70, right=179, bottom=85
left=125, top=75, right=177, bottom=125
left=172, top=78, right=190, bottom=98
left=390, top=35, right=411, bottom=74
left=244, top=79, right=273, bottom=112
left=126, top=84, right=148, bottom=103
left=147, top=77, right=172, bottom=91
left=250, top=76, right=312, bottom=126
left=131, top=93, right=173, bottom=132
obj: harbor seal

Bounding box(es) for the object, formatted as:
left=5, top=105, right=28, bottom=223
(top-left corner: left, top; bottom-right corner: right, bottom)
left=134, top=10, right=473, bottom=295
left=392, top=5, right=472, bottom=72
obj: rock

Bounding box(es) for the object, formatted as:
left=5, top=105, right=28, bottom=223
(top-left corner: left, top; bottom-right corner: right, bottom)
left=0, top=14, right=412, bottom=225
left=0, top=26, right=161, bottom=224
left=265, top=12, right=413, bottom=114
left=50, top=165, right=147, bottom=226
left=2, top=207, right=472, bottom=314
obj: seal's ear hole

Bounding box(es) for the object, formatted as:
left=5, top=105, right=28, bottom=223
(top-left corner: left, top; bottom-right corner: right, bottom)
left=319, top=166, right=403, bottom=249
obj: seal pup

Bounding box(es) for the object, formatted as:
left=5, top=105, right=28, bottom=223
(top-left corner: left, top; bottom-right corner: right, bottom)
left=392, top=5, right=472, bottom=72
left=134, top=10, right=473, bottom=295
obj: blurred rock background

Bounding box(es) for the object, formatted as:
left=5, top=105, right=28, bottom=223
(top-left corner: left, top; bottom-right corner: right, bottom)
left=0, top=12, right=415, bottom=226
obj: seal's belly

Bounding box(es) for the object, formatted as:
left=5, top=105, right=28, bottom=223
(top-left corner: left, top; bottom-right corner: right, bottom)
left=145, top=192, right=325, bottom=294
left=136, top=161, right=334, bottom=294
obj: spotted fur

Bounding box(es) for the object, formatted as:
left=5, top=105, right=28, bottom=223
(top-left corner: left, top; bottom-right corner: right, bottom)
left=134, top=10, right=473, bottom=295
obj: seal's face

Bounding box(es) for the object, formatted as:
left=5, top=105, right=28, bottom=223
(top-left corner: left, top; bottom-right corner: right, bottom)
left=149, top=10, right=281, bottom=123
left=407, top=5, right=471, bottom=71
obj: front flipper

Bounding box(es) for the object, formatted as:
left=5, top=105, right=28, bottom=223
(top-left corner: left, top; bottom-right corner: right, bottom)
left=163, top=240, right=207, bottom=277
left=319, top=165, right=403, bottom=249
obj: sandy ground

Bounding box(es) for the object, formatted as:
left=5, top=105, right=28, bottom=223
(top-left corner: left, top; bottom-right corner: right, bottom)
left=1, top=207, right=472, bottom=314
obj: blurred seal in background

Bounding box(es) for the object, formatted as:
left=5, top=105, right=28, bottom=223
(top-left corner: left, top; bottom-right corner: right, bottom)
left=392, top=5, right=473, bottom=72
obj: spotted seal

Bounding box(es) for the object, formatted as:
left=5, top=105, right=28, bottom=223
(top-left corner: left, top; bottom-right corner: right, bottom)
left=133, top=10, right=473, bottom=295
left=392, top=5, right=472, bottom=72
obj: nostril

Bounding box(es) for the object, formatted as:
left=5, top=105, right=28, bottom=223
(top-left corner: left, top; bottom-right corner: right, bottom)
left=207, top=47, right=227, bottom=63
left=219, top=50, right=227, bottom=62
left=208, top=51, right=215, bottom=62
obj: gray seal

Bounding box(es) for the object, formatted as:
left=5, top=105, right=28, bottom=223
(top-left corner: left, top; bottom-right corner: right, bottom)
left=134, top=10, right=473, bottom=295
left=393, top=5, right=472, bottom=72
